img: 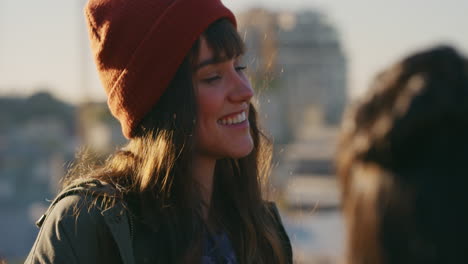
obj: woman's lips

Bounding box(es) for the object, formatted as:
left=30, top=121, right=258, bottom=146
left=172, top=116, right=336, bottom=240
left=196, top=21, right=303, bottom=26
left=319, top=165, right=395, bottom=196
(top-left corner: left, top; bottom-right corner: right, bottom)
left=218, top=110, right=247, bottom=125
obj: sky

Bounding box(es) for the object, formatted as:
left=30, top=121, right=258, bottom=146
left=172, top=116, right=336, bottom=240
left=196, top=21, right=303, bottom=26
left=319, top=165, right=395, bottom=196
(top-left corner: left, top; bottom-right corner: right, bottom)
left=1, top=0, right=467, bottom=104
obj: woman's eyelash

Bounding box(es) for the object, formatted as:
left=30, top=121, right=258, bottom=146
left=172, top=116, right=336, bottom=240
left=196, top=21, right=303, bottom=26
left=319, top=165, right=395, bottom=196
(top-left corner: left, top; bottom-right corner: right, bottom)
left=203, top=76, right=221, bottom=83
left=202, top=66, right=247, bottom=83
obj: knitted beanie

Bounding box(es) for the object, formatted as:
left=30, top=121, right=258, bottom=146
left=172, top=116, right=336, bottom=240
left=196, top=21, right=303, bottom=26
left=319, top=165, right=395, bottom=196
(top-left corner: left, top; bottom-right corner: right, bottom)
left=84, top=0, right=236, bottom=138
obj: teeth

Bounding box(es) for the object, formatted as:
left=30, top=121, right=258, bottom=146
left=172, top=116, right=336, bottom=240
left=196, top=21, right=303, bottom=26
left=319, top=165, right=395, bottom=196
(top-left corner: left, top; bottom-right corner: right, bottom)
left=219, top=111, right=247, bottom=125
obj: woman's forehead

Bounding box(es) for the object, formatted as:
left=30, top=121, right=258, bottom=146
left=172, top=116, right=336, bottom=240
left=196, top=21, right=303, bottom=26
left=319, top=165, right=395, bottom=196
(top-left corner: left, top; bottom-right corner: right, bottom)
left=201, top=31, right=244, bottom=59
left=195, top=37, right=242, bottom=67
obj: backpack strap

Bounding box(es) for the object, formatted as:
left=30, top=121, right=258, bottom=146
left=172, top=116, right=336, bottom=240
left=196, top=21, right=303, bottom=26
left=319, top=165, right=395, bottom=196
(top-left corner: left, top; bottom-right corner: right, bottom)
left=34, top=178, right=136, bottom=264
left=35, top=179, right=106, bottom=227
left=101, top=202, right=136, bottom=264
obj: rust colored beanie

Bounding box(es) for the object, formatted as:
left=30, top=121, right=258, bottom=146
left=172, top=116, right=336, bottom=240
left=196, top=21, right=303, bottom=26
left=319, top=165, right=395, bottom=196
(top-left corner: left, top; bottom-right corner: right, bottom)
left=84, top=0, right=236, bottom=138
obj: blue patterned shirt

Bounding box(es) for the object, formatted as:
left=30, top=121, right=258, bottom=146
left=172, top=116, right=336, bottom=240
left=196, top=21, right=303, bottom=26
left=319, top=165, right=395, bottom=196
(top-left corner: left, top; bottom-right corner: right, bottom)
left=202, top=233, right=237, bottom=264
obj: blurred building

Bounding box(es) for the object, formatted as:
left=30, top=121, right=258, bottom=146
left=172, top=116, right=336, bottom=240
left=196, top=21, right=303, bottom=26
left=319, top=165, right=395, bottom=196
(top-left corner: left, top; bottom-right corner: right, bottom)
left=238, top=9, right=348, bottom=143
left=0, top=91, right=124, bottom=260
left=0, top=92, right=76, bottom=258
left=77, top=102, right=127, bottom=155
left=238, top=9, right=347, bottom=263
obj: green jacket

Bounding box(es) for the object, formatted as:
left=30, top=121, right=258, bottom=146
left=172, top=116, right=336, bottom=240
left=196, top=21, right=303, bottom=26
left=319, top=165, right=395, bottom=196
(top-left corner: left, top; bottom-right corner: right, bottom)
left=25, top=180, right=293, bottom=264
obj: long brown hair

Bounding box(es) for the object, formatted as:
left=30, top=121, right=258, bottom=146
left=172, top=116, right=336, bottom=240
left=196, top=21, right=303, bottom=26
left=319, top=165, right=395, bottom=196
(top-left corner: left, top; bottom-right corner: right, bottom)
left=337, top=46, right=468, bottom=264
left=65, top=19, right=287, bottom=264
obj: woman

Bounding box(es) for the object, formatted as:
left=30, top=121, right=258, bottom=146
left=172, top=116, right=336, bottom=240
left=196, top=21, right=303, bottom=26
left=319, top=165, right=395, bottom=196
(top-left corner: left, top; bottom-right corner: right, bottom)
left=337, top=46, right=468, bottom=264
left=26, top=0, right=292, bottom=263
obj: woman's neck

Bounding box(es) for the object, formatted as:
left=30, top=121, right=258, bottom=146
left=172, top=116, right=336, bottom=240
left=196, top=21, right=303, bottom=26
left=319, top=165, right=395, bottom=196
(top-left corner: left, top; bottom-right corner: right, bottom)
left=193, top=154, right=216, bottom=218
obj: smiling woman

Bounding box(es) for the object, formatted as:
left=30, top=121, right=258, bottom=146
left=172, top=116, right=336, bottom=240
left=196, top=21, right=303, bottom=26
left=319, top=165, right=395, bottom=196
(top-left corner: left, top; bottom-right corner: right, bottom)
left=194, top=36, right=254, bottom=161
left=25, top=0, right=292, bottom=263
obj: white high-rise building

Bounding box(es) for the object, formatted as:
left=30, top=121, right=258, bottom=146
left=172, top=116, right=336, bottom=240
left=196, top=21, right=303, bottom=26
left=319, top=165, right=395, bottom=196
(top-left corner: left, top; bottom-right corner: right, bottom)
left=238, top=9, right=347, bottom=143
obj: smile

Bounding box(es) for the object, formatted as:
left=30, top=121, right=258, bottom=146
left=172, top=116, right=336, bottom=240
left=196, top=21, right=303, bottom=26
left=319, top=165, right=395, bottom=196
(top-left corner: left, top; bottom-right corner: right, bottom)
left=218, top=111, right=247, bottom=125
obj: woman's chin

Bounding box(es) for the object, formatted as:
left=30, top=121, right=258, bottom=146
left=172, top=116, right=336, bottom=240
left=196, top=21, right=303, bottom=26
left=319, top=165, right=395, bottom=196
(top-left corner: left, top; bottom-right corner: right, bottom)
left=228, top=141, right=254, bottom=159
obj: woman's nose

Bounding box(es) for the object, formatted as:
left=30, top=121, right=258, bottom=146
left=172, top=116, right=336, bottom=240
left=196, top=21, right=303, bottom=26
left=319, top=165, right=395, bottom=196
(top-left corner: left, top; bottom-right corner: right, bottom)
left=228, top=72, right=254, bottom=103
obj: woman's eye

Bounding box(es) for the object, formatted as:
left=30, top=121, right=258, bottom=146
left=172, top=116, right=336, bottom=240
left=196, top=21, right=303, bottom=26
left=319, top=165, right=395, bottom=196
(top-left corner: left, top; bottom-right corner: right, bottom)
left=202, top=75, right=221, bottom=83
left=201, top=65, right=246, bottom=83
left=235, top=66, right=247, bottom=72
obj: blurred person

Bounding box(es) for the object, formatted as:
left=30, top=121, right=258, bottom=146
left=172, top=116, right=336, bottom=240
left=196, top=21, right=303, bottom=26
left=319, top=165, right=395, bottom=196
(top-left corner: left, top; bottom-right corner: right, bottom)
left=337, top=46, right=468, bottom=264
left=25, top=0, right=292, bottom=263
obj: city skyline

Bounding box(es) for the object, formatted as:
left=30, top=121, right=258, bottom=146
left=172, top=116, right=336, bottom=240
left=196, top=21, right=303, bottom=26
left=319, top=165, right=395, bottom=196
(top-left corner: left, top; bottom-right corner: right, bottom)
left=1, top=0, right=467, bottom=104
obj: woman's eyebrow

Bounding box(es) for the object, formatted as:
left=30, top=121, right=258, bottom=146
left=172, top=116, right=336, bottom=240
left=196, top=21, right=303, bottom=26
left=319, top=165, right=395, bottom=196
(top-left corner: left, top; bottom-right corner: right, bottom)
left=195, top=58, right=218, bottom=71
left=195, top=56, right=233, bottom=71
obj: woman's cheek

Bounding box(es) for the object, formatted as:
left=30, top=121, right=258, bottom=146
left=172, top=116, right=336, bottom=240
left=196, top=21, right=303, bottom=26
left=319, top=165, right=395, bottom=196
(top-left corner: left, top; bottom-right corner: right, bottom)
left=197, top=85, right=225, bottom=116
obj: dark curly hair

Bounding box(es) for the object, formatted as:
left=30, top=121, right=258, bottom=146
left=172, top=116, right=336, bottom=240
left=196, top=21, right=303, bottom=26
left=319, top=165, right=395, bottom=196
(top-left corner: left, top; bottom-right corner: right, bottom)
left=337, top=46, right=468, bottom=264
